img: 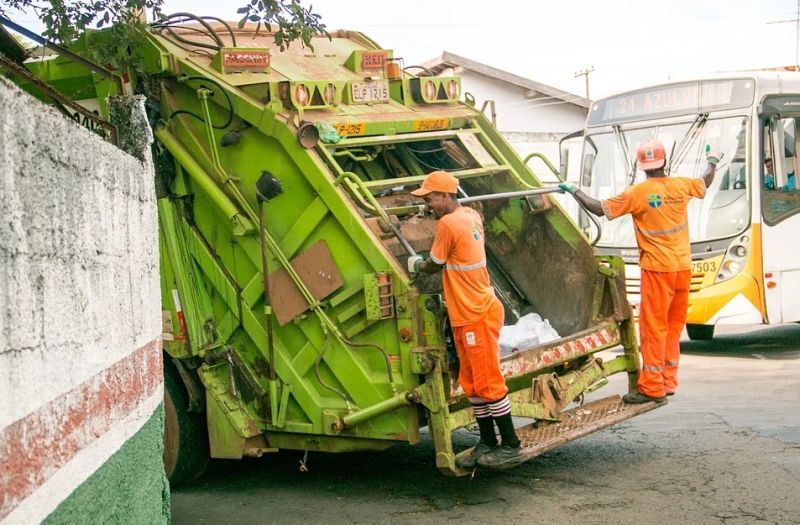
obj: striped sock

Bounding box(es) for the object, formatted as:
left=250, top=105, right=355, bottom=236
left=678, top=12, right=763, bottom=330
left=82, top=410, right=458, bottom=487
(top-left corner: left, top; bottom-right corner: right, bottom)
left=487, top=396, right=512, bottom=418
left=471, top=402, right=491, bottom=419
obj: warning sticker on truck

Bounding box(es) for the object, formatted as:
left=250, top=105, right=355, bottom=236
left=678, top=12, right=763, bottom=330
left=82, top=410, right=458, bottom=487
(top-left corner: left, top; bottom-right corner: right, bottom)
left=413, top=118, right=449, bottom=132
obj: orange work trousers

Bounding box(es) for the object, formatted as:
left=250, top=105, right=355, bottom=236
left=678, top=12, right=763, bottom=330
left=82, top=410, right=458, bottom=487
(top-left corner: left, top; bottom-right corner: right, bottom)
left=638, top=268, right=691, bottom=397
left=452, top=298, right=508, bottom=403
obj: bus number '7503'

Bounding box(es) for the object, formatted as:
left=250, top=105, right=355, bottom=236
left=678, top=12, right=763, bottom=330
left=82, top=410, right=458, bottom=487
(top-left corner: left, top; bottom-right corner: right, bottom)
left=691, top=260, right=717, bottom=274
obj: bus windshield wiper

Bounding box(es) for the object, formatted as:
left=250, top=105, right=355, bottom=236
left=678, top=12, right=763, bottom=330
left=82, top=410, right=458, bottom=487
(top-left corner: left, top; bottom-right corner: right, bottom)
left=612, top=125, right=637, bottom=185
left=667, top=113, right=708, bottom=175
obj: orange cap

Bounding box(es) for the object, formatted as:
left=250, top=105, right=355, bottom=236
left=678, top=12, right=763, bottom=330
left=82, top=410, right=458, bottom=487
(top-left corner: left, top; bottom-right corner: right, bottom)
left=411, top=170, right=459, bottom=196
left=637, top=139, right=666, bottom=171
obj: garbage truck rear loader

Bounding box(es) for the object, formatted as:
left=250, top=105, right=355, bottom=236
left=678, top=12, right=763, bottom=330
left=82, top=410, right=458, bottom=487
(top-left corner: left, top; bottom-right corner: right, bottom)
left=0, top=15, right=663, bottom=482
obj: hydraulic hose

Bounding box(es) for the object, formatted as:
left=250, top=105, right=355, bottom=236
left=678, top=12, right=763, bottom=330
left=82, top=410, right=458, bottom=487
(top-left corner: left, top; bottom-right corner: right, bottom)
left=168, top=75, right=235, bottom=129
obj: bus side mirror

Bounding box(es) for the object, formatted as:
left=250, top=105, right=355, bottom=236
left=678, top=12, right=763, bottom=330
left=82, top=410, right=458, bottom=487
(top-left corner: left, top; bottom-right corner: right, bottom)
left=559, top=149, right=569, bottom=181
left=581, top=152, right=595, bottom=188
left=771, top=116, right=794, bottom=189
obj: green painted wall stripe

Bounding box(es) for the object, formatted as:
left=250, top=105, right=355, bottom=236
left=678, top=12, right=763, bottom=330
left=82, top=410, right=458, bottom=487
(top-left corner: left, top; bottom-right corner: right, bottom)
left=43, top=405, right=170, bottom=525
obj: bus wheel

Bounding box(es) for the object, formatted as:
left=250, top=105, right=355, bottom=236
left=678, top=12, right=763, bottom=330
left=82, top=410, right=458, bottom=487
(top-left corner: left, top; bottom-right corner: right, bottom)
left=164, top=360, right=209, bottom=486
left=686, top=324, right=715, bottom=341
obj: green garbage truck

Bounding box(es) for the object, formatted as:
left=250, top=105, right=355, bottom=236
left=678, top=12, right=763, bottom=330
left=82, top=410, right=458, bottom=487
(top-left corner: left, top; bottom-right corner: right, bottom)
left=0, top=13, right=663, bottom=483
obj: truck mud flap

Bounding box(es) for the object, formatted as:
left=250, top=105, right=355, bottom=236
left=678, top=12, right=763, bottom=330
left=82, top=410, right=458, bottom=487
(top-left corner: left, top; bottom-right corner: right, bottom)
left=487, top=395, right=664, bottom=470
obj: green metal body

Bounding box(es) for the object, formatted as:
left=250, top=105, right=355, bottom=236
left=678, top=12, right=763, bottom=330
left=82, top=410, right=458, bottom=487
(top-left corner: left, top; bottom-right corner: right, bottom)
left=4, top=20, right=641, bottom=475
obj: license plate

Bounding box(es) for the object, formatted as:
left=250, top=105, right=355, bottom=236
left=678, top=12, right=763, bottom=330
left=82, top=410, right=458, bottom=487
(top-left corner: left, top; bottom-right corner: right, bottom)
left=351, top=80, right=389, bottom=103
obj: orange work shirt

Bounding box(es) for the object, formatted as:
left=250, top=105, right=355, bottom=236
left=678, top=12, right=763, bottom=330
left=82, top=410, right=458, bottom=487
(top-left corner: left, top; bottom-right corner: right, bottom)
left=601, top=177, right=706, bottom=272
left=430, top=206, right=496, bottom=326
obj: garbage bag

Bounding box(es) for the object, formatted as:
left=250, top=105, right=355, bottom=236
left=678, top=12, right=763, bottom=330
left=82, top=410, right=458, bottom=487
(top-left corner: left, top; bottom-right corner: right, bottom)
left=498, top=313, right=560, bottom=355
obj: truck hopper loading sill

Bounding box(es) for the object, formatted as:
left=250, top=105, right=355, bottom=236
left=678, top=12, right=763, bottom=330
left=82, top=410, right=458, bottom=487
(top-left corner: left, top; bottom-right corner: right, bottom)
left=458, top=395, right=665, bottom=470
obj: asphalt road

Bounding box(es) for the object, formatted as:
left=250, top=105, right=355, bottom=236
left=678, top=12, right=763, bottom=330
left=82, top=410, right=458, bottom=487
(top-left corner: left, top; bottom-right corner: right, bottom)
left=171, top=324, right=800, bottom=525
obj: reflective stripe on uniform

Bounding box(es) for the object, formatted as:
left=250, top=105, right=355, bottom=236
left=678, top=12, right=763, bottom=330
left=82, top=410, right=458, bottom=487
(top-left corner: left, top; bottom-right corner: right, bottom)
left=601, top=200, right=614, bottom=220
left=431, top=253, right=446, bottom=265
left=665, top=360, right=679, bottom=367
left=636, top=221, right=688, bottom=237
left=445, top=259, right=487, bottom=272
left=642, top=364, right=663, bottom=372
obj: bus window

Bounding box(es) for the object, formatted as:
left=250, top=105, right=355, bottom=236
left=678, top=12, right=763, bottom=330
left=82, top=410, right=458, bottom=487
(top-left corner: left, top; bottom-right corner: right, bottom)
left=762, top=115, right=800, bottom=224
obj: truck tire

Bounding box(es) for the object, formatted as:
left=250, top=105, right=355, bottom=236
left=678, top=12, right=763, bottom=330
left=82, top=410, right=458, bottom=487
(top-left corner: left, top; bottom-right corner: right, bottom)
left=163, top=361, right=209, bottom=486
left=686, top=324, right=715, bottom=341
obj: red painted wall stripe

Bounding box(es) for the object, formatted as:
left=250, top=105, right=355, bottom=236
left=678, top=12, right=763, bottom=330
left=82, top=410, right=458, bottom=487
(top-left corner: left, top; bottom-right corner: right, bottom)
left=0, top=339, right=163, bottom=521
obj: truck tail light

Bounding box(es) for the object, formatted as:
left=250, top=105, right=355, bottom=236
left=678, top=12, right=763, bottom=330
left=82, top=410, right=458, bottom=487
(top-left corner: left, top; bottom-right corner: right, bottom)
left=323, top=83, right=336, bottom=105
left=423, top=81, right=435, bottom=100
left=447, top=80, right=458, bottom=99
left=295, top=84, right=309, bottom=106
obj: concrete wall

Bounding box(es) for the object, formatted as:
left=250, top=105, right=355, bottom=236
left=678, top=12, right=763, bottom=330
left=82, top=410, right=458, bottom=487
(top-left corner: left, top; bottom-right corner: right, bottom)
left=0, top=78, right=167, bottom=523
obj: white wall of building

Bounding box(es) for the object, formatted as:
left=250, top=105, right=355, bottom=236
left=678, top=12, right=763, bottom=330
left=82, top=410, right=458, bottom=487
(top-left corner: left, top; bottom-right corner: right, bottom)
left=459, top=70, right=587, bottom=134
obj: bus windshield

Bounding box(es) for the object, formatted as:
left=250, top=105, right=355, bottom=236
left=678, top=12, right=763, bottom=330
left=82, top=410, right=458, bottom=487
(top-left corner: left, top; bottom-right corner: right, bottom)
left=581, top=115, right=750, bottom=248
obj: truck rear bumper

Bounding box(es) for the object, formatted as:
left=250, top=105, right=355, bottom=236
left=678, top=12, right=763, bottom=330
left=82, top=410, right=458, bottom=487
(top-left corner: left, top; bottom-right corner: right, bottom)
left=457, top=394, right=664, bottom=471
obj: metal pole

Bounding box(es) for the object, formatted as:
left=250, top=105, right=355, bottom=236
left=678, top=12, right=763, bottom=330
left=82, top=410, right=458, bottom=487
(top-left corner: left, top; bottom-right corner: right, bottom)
left=457, top=186, right=562, bottom=204
left=332, top=390, right=418, bottom=433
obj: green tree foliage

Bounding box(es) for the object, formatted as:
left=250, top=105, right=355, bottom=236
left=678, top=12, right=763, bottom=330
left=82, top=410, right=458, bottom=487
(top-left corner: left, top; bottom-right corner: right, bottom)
left=0, top=0, right=328, bottom=52
left=236, top=0, right=327, bottom=51
left=0, top=1, right=160, bottom=44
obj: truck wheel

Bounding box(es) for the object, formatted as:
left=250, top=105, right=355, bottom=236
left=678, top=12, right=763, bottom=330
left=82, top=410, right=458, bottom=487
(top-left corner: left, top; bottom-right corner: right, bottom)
left=163, top=361, right=209, bottom=486
left=686, top=324, right=715, bottom=341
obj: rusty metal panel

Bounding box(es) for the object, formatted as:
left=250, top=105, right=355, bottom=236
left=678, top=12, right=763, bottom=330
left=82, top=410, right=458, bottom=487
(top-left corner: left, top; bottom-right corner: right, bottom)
left=269, top=240, right=344, bottom=326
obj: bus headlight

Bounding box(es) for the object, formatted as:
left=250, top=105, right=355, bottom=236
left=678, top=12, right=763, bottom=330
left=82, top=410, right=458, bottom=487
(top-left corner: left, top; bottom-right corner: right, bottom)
left=722, top=260, right=740, bottom=274
left=714, top=231, right=750, bottom=284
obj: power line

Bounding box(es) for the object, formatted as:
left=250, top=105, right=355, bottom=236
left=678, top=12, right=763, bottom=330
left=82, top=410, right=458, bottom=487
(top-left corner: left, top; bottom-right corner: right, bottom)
left=768, top=0, right=800, bottom=70
left=332, top=12, right=796, bottom=28
left=574, top=66, right=595, bottom=99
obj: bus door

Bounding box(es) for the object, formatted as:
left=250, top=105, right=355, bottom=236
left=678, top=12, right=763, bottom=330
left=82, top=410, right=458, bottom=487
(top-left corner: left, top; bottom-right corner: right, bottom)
left=760, top=104, right=800, bottom=323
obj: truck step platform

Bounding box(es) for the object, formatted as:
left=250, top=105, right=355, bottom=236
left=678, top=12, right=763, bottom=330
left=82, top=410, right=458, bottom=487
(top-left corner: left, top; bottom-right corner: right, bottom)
left=485, top=394, right=664, bottom=470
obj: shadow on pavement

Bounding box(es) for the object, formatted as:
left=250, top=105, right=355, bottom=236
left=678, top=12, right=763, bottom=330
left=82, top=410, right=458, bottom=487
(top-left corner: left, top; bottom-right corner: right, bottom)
left=680, top=323, right=800, bottom=359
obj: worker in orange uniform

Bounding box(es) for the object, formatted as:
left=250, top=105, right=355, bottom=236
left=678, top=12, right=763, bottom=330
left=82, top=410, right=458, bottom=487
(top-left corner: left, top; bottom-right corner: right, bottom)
left=560, top=139, right=720, bottom=404
left=407, top=171, right=523, bottom=469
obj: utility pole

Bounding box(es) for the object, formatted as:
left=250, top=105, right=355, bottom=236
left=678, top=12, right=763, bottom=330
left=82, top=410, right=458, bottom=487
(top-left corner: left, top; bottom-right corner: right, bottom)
left=768, top=0, right=800, bottom=71
left=574, top=66, right=595, bottom=99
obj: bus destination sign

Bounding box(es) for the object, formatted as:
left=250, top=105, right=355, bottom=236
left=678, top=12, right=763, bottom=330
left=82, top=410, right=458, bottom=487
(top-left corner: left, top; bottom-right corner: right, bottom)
left=588, top=79, right=755, bottom=127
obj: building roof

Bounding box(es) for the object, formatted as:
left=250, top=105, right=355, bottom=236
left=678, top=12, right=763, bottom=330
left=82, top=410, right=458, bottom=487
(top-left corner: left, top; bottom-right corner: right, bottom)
left=422, top=51, right=590, bottom=109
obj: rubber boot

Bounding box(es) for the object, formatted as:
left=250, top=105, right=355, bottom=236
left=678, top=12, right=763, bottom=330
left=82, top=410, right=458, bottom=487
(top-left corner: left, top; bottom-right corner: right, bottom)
left=493, top=413, right=520, bottom=449
left=477, top=413, right=524, bottom=469
left=456, top=416, right=497, bottom=469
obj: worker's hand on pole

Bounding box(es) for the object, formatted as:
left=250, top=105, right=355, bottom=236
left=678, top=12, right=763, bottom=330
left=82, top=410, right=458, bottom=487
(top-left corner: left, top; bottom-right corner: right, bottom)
left=407, top=255, right=424, bottom=275
left=705, top=144, right=723, bottom=166
left=558, top=182, right=579, bottom=195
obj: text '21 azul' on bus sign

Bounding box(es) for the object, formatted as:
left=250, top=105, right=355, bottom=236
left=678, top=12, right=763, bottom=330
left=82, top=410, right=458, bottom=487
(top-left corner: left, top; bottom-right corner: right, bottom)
left=588, top=79, right=755, bottom=126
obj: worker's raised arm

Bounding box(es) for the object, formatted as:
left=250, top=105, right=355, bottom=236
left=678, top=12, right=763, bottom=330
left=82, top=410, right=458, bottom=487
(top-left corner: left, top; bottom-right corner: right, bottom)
left=703, top=145, right=721, bottom=188
left=559, top=182, right=605, bottom=217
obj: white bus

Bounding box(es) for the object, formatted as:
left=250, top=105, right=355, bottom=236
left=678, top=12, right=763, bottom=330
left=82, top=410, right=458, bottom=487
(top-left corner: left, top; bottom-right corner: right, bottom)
left=563, top=73, right=800, bottom=339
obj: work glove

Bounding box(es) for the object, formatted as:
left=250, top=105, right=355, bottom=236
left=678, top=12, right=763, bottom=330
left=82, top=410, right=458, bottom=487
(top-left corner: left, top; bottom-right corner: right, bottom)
left=558, top=182, right=579, bottom=194
left=407, top=255, right=424, bottom=274
left=705, top=145, right=722, bottom=166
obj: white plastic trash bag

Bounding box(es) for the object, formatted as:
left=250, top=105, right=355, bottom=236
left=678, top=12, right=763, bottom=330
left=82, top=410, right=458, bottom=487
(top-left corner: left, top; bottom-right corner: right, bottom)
left=499, top=313, right=560, bottom=355
left=499, top=324, right=538, bottom=355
